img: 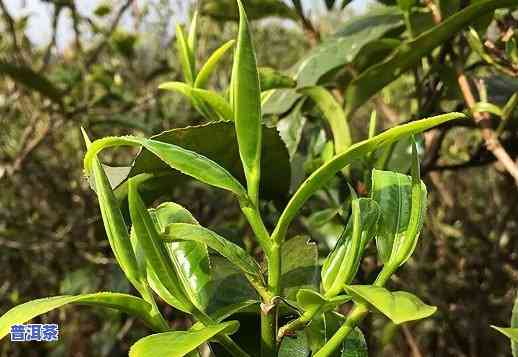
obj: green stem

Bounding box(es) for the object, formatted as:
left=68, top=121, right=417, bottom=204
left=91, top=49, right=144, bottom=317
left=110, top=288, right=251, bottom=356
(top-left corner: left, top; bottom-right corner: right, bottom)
left=240, top=202, right=271, bottom=255
left=239, top=199, right=278, bottom=357
left=314, top=265, right=397, bottom=357
left=313, top=304, right=369, bottom=357
left=193, top=309, right=250, bottom=357
left=261, top=309, right=276, bottom=357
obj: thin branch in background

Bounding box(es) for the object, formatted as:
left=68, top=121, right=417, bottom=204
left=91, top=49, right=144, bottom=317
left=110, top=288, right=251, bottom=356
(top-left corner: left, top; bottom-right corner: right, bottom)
left=456, top=68, right=518, bottom=185
left=291, top=0, right=320, bottom=47
left=402, top=324, right=424, bottom=357
left=40, top=4, right=62, bottom=72
left=85, top=0, right=135, bottom=67
left=69, top=2, right=83, bottom=54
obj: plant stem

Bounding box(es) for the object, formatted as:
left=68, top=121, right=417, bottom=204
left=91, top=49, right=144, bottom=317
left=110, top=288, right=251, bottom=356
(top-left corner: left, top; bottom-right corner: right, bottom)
left=314, top=265, right=397, bottom=356
left=240, top=202, right=271, bottom=255
left=193, top=309, right=250, bottom=357
left=261, top=309, right=276, bottom=357
left=239, top=200, right=278, bottom=357
left=313, top=304, right=369, bottom=357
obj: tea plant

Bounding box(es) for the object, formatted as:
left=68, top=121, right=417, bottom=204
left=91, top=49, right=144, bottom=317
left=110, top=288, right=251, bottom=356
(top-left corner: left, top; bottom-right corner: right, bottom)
left=0, top=1, right=467, bottom=356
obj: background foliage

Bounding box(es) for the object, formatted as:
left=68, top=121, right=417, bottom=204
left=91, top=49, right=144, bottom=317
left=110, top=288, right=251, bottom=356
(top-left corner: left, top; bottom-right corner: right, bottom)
left=0, top=0, right=517, bottom=356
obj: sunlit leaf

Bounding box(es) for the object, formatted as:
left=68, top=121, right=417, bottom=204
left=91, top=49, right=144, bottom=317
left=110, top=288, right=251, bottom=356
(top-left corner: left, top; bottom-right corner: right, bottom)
left=129, top=321, right=240, bottom=357
left=344, top=285, right=437, bottom=324
left=232, top=0, right=263, bottom=203
left=0, top=292, right=165, bottom=340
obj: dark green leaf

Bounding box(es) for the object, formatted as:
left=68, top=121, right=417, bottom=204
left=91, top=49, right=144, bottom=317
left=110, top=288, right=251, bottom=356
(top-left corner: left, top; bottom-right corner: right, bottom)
left=278, top=331, right=310, bottom=357
left=281, top=236, right=319, bottom=300
left=126, top=121, right=290, bottom=201
left=84, top=134, right=247, bottom=199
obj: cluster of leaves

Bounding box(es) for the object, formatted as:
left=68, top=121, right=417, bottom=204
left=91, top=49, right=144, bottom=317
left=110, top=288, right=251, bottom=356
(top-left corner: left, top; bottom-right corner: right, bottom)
left=1, top=0, right=518, bottom=356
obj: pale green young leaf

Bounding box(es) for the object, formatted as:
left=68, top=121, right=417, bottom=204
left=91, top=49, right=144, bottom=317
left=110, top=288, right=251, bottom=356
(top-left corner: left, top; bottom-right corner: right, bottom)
left=258, top=67, right=296, bottom=91
left=300, top=86, right=352, bottom=154
left=188, top=11, right=199, bottom=69
left=344, top=285, right=437, bottom=324
left=296, top=289, right=350, bottom=314
left=491, top=326, right=518, bottom=343
left=152, top=203, right=211, bottom=312
left=176, top=24, right=195, bottom=84
left=232, top=0, right=262, bottom=203
left=159, top=81, right=230, bottom=121
left=128, top=179, right=194, bottom=312
left=371, top=170, right=412, bottom=264
left=163, top=223, right=263, bottom=279
left=272, top=113, right=464, bottom=243
left=322, top=198, right=380, bottom=296
left=390, top=139, right=427, bottom=266
left=0, top=292, right=166, bottom=339
left=195, top=40, right=236, bottom=89
left=472, top=102, right=503, bottom=117
left=84, top=135, right=247, bottom=198
left=81, top=129, right=142, bottom=291
left=129, top=321, right=240, bottom=357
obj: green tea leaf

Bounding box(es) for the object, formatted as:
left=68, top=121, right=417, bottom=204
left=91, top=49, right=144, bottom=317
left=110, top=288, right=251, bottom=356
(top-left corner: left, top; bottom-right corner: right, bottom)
left=152, top=203, right=211, bottom=312
left=300, top=86, right=352, bottom=154
left=0, top=292, right=165, bottom=340
left=82, top=130, right=143, bottom=291
left=163, top=223, right=263, bottom=279
left=126, top=121, right=290, bottom=201
left=128, top=179, right=194, bottom=312
left=176, top=25, right=195, bottom=84
left=232, top=0, right=262, bottom=203
left=279, top=330, right=311, bottom=357
left=195, top=40, right=236, bottom=89
left=281, top=236, right=319, bottom=300
left=272, top=113, right=464, bottom=243
left=259, top=67, right=296, bottom=91
left=263, top=7, right=404, bottom=115
left=344, top=285, right=437, bottom=324
left=370, top=170, right=412, bottom=264
left=296, top=289, right=350, bottom=314
left=373, top=139, right=427, bottom=266
left=188, top=11, right=199, bottom=69
left=491, top=326, right=518, bottom=344
left=322, top=198, right=380, bottom=296
left=84, top=135, right=247, bottom=198
left=159, top=81, right=233, bottom=121
left=344, top=0, right=517, bottom=117
left=129, top=321, right=240, bottom=357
